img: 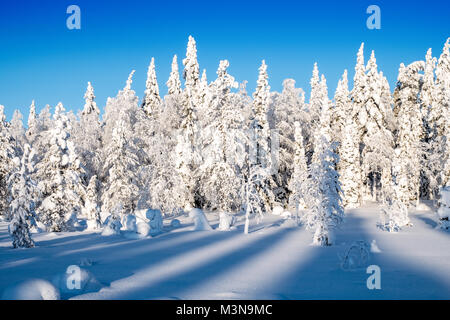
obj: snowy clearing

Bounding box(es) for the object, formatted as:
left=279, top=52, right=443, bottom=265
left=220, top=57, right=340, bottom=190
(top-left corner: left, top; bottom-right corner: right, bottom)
left=1, top=205, right=449, bottom=300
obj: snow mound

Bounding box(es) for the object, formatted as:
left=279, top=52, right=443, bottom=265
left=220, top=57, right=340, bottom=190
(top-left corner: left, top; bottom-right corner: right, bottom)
left=147, top=209, right=164, bottom=236
left=52, top=266, right=102, bottom=298
left=272, top=206, right=284, bottom=216
left=137, top=222, right=151, bottom=237
left=171, top=219, right=181, bottom=228
left=101, top=215, right=122, bottom=236
left=340, top=241, right=370, bottom=270
left=415, top=202, right=432, bottom=211
left=281, top=211, right=292, bottom=219
left=122, top=214, right=137, bottom=232
left=218, top=212, right=236, bottom=231
left=189, top=209, right=212, bottom=231
left=2, top=279, right=60, bottom=300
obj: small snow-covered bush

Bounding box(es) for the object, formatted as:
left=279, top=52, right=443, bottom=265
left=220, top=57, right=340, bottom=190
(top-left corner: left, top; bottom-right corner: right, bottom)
left=272, top=206, right=284, bottom=216
left=170, top=219, right=181, bottom=228
left=52, top=266, right=101, bottom=298
left=137, top=222, right=151, bottom=237
left=340, top=241, right=370, bottom=270
left=378, top=200, right=411, bottom=232
left=437, top=186, right=450, bottom=230
left=147, top=209, right=164, bottom=236
left=101, top=215, right=122, bottom=236
left=122, top=214, right=137, bottom=232
left=218, top=212, right=235, bottom=231
left=189, top=209, right=212, bottom=231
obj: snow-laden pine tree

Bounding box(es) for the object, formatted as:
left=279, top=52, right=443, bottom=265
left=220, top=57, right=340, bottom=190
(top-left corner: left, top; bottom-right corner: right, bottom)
left=8, top=144, right=37, bottom=248
left=251, top=60, right=275, bottom=209
left=288, top=121, right=308, bottom=223
left=26, top=100, right=38, bottom=144
left=174, top=36, right=203, bottom=210
left=359, top=51, right=394, bottom=201
left=35, top=103, right=85, bottom=232
left=101, top=117, right=140, bottom=219
left=332, top=70, right=351, bottom=146
left=199, top=60, right=244, bottom=213
left=167, top=55, right=182, bottom=96
left=379, top=148, right=411, bottom=232
left=0, top=105, right=16, bottom=220
left=103, top=71, right=140, bottom=148
left=312, top=74, right=332, bottom=163
left=338, top=116, right=362, bottom=208
left=9, top=110, right=26, bottom=156
left=302, top=134, right=344, bottom=246
left=308, top=63, right=322, bottom=132
left=393, top=61, right=426, bottom=205
left=351, top=43, right=367, bottom=131
left=142, top=57, right=161, bottom=117
left=83, top=175, right=102, bottom=229
left=73, top=82, right=103, bottom=180
left=429, top=39, right=450, bottom=193
left=271, top=79, right=309, bottom=206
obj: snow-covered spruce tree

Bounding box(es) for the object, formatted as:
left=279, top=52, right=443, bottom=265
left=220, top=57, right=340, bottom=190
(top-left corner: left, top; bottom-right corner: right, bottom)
left=35, top=103, right=85, bottom=232
left=0, top=105, right=16, bottom=220
left=332, top=70, right=351, bottom=147
left=338, top=116, right=362, bottom=208
left=142, top=57, right=162, bottom=118
left=252, top=60, right=275, bottom=208
left=73, top=82, right=103, bottom=180
left=378, top=148, right=411, bottom=232
left=175, top=35, right=203, bottom=210
left=302, top=134, right=344, bottom=246
left=199, top=60, right=244, bottom=213
left=167, top=55, right=182, bottom=96
left=244, top=61, right=276, bottom=233
left=26, top=100, right=38, bottom=144
left=308, top=63, right=322, bottom=133
left=429, top=39, right=450, bottom=193
left=393, top=61, right=426, bottom=205
left=101, top=117, right=140, bottom=219
left=351, top=43, right=367, bottom=133
left=83, top=175, right=102, bottom=229
left=103, top=71, right=140, bottom=148
left=271, top=79, right=309, bottom=206
left=288, top=121, right=309, bottom=223
left=8, top=144, right=37, bottom=248
left=9, top=110, right=26, bottom=156
left=312, top=74, right=332, bottom=164
left=358, top=50, right=394, bottom=201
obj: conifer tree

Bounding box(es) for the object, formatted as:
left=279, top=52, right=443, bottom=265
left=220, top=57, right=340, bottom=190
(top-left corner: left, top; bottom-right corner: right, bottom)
left=36, top=103, right=85, bottom=232
left=288, top=122, right=308, bottom=222
left=142, top=57, right=161, bottom=117
left=8, top=144, right=37, bottom=248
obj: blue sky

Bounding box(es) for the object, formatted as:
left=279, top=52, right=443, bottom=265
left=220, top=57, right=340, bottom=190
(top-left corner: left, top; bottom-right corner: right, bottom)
left=0, top=0, right=449, bottom=121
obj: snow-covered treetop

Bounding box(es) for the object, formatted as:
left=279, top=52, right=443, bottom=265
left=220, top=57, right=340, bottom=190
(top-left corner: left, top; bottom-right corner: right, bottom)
left=253, top=60, right=270, bottom=120
left=27, top=100, right=37, bottom=129
left=0, top=105, right=6, bottom=125
left=167, top=54, right=182, bottom=95
left=183, top=35, right=200, bottom=89
left=82, top=82, right=100, bottom=117
left=124, top=70, right=136, bottom=93
left=142, top=57, right=161, bottom=116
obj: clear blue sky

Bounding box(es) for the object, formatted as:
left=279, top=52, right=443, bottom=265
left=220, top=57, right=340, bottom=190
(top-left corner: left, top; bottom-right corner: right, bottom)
left=0, top=0, right=449, bottom=121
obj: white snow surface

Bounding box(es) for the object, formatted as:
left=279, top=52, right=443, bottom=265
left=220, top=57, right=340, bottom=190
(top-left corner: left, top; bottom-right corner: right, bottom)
left=0, top=204, right=449, bottom=300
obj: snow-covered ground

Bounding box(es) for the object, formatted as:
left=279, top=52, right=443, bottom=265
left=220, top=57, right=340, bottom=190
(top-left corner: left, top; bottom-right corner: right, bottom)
left=0, top=204, right=449, bottom=300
